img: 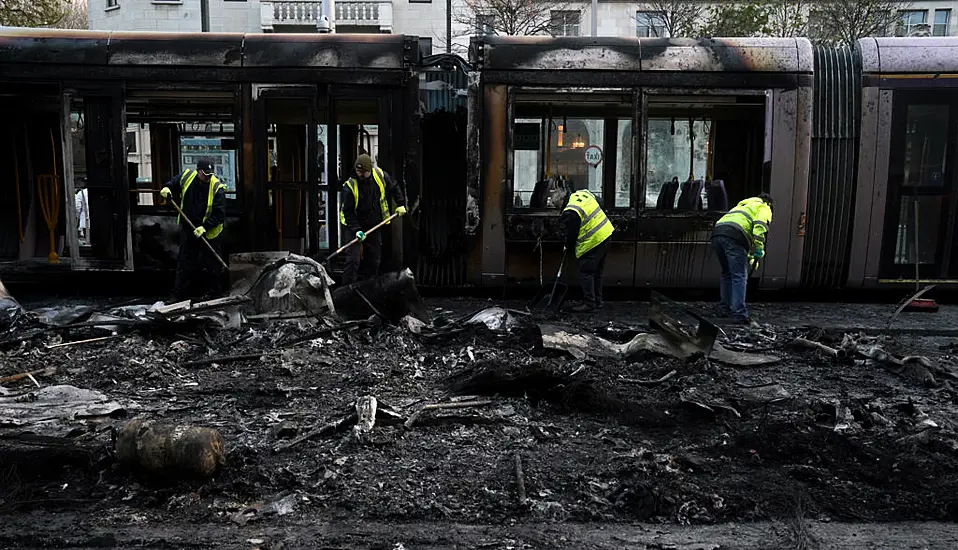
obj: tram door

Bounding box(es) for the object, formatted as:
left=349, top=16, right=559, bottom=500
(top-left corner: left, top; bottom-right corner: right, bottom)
left=252, top=86, right=326, bottom=255
left=63, top=90, right=134, bottom=270
left=880, top=90, right=958, bottom=281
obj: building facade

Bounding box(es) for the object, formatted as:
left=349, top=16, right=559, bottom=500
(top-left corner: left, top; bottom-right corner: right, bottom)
left=89, top=1, right=958, bottom=51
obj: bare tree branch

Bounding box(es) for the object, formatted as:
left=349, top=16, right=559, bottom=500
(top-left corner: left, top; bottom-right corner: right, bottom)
left=633, top=1, right=706, bottom=37
left=454, top=0, right=579, bottom=37
left=809, top=0, right=913, bottom=46
left=764, top=0, right=810, bottom=37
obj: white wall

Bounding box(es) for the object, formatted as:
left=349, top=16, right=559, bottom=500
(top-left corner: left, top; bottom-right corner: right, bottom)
left=391, top=0, right=471, bottom=54
left=88, top=0, right=262, bottom=32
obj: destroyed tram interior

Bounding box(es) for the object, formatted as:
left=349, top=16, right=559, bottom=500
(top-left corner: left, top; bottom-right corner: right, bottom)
left=0, top=29, right=957, bottom=295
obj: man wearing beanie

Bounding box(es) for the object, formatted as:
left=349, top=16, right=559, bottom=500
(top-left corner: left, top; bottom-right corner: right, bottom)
left=159, top=158, right=227, bottom=300
left=339, top=154, right=407, bottom=284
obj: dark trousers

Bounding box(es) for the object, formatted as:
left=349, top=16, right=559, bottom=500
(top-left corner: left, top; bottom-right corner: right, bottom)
left=710, top=234, right=749, bottom=320
left=342, top=229, right=382, bottom=286
left=172, top=228, right=226, bottom=301
left=578, top=238, right=610, bottom=305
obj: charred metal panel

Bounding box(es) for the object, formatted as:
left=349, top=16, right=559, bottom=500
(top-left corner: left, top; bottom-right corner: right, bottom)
left=802, top=47, right=862, bottom=289
left=472, top=36, right=809, bottom=74
left=641, top=38, right=807, bottom=73
left=866, top=37, right=958, bottom=74
left=479, top=84, right=507, bottom=286
left=0, top=28, right=109, bottom=65
left=243, top=33, right=412, bottom=69
left=504, top=242, right=635, bottom=288
left=847, top=86, right=881, bottom=288
left=633, top=242, right=715, bottom=288
left=0, top=29, right=417, bottom=72
left=785, top=85, right=813, bottom=288
left=107, top=32, right=243, bottom=67
left=862, top=90, right=894, bottom=288
left=478, top=70, right=807, bottom=90
left=763, top=89, right=797, bottom=289
left=478, top=36, right=643, bottom=72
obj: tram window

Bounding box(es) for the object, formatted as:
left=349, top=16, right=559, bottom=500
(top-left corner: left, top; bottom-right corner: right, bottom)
left=512, top=117, right=605, bottom=207
left=645, top=95, right=765, bottom=212
left=645, top=118, right=709, bottom=209
left=902, top=104, right=949, bottom=188
left=615, top=119, right=634, bottom=208
left=893, top=196, right=944, bottom=265
left=510, top=92, right=632, bottom=211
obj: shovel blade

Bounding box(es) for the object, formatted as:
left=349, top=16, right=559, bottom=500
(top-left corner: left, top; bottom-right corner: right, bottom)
left=528, top=281, right=568, bottom=312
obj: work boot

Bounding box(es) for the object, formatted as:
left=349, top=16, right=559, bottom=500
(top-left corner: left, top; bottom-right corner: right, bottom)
left=570, top=301, right=596, bottom=313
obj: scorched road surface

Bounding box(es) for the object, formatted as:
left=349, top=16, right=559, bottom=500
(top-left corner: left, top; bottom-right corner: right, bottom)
left=1, top=297, right=958, bottom=548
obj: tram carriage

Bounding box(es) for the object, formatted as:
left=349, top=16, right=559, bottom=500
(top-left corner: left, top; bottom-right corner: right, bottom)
left=2, top=29, right=958, bottom=294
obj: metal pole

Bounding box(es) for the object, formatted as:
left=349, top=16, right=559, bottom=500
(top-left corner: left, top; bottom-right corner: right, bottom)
left=591, top=0, right=597, bottom=36
left=446, top=0, right=453, bottom=53
left=200, top=0, right=210, bottom=32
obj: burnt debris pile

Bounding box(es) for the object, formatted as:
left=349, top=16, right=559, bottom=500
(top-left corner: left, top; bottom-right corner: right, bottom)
left=1, top=279, right=958, bottom=529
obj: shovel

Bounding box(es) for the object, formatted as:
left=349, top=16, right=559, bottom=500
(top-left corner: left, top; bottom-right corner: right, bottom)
left=528, top=252, right=568, bottom=313
left=322, top=212, right=399, bottom=265
left=167, top=198, right=229, bottom=271
left=648, top=290, right=721, bottom=357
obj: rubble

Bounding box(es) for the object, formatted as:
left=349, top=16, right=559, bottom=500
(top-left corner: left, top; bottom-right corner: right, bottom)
left=0, top=279, right=23, bottom=331
left=0, top=293, right=957, bottom=542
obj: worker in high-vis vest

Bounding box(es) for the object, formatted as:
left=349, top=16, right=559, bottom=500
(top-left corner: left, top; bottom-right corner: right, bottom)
left=339, top=154, right=407, bottom=285
left=561, top=189, right=615, bottom=313
left=160, top=158, right=227, bottom=301
left=710, top=193, right=774, bottom=324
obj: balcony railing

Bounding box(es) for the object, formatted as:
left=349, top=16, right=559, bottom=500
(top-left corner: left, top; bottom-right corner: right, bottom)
left=261, top=0, right=392, bottom=32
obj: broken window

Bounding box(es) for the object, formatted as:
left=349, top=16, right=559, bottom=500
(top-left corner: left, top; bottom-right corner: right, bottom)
left=510, top=90, right=632, bottom=211
left=644, top=95, right=765, bottom=212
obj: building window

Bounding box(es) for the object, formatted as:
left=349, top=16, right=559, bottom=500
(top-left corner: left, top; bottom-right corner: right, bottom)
left=476, top=14, right=495, bottom=36
left=106, top=0, right=118, bottom=8
left=409, top=0, right=431, bottom=3
left=636, top=11, right=665, bottom=37
left=126, top=131, right=137, bottom=154
left=897, top=9, right=928, bottom=36
left=934, top=9, right=951, bottom=36
left=550, top=10, right=580, bottom=37
left=419, top=37, right=433, bottom=57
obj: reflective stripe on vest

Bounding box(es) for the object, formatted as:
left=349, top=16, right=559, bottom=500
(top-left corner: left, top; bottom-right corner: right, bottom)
left=715, top=197, right=771, bottom=250
left=179, top=170, right=226, bottom=240
left=339, top=167, right=390, bottom=226
left=563, top=190, right=614, bottom=258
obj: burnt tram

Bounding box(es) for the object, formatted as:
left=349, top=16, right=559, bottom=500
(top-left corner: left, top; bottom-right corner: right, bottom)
left=2, top=29, right=958, bottom=296
left=0, top=28, right=422, bottom=279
